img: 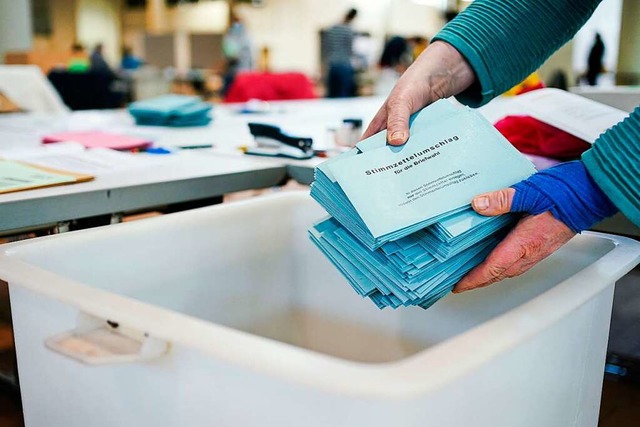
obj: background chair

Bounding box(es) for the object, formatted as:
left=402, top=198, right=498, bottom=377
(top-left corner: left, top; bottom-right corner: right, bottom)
left=47, top=69, right=127, bottom=111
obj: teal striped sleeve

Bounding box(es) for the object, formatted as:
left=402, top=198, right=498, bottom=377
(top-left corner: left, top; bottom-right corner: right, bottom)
left=433, top=0, right=602, bottom=107
left=582, top=108, right=640, bottom=227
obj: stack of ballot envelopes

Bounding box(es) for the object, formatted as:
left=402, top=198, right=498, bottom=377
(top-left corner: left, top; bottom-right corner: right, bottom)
left=128, top=95, right=212, bottom=127
left=309, top=99, right=537, bottom=309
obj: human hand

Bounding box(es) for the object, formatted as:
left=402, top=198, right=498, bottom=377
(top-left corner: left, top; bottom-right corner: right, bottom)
left=453, top=192, right=575, bottom=293
left=362, top=41, right=476, bottom=145
left=454, top=161, right=617, bottom=293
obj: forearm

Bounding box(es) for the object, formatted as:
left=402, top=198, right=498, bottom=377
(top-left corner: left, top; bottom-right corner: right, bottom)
left=401, top=41, right=476, bottom=105
left=582, top=107, right=640, bottom=227
left=433, top=0, right=602, bottom=106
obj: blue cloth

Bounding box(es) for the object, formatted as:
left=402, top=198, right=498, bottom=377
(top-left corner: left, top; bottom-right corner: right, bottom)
left=510, top=161, right=618, bottom=232
left=127, top=95, right=212, bottom=127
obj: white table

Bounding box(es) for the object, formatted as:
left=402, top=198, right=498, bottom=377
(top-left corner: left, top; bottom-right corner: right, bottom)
left=570, top=86, right=640, bottom=113
left=0, top=151, right=287, bottom=234
left=3, top=94, right=637, bottom=237
left=0, top=97, right=385, bottom=234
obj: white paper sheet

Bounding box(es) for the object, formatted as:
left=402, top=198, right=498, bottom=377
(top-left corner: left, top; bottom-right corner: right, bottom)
left=513, top=88, right=628, bottom=143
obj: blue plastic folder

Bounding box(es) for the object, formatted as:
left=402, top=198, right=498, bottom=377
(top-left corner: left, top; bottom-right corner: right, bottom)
left=128, top=95, right=212, bottom=127
left=309, top=99, right=536, bottom=310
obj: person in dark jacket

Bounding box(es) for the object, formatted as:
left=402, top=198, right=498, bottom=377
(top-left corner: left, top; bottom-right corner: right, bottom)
left=362, top=0, right=639, bottom=293
left=586, top=33, right=605, bottom=86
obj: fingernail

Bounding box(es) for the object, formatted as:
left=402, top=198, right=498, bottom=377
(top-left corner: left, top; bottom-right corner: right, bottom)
left=474, top=196, right=489, bottom=211
left=389, top=131, right=406, bottom=144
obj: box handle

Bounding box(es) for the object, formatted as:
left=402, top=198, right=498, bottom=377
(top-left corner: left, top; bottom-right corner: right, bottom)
left=45, top=312, right=169, bottom=365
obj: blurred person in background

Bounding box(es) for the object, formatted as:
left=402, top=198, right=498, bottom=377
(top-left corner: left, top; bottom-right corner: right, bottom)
left=408, top=36, right=429, bottom=61
left=323, top=8, right=358, bottom=98
left=222, top=12, right=254, bottom=95
left=67, top=42, right=89, bottom=72
left=121, top=46, right=144, bottom=71
left=586, top=32, right=605, bottom=86
left=374, top=36, right=410, bottom=96
left=90, top=43, right=116, bottom=78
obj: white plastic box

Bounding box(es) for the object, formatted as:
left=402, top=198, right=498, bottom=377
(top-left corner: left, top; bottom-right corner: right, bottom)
left=1, top=192, right=639, bottom=427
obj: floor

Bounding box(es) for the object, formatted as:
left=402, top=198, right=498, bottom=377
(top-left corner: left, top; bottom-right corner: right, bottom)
left=600, top=378, right=640, bottom=426
left=0, top=390, right=22, bottom=427
left=0, top=282, right=21, bottom=427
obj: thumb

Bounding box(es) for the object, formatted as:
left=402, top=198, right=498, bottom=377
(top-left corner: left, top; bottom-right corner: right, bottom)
left=385, top=98, right=413, bottom=146
left=471, top=188, right=515, bottom=216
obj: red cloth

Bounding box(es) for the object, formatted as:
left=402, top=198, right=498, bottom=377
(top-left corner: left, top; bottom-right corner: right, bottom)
left=494, top=115, right=591, bottom=160
left=224, top=72, right=317, bottom=103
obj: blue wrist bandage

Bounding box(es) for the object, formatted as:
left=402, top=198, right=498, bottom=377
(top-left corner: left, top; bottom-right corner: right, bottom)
left=510, top=161, right=618, bottom=233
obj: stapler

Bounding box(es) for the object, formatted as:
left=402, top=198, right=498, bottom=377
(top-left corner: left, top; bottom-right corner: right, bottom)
left=246, top=123, right=314, bottom=159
